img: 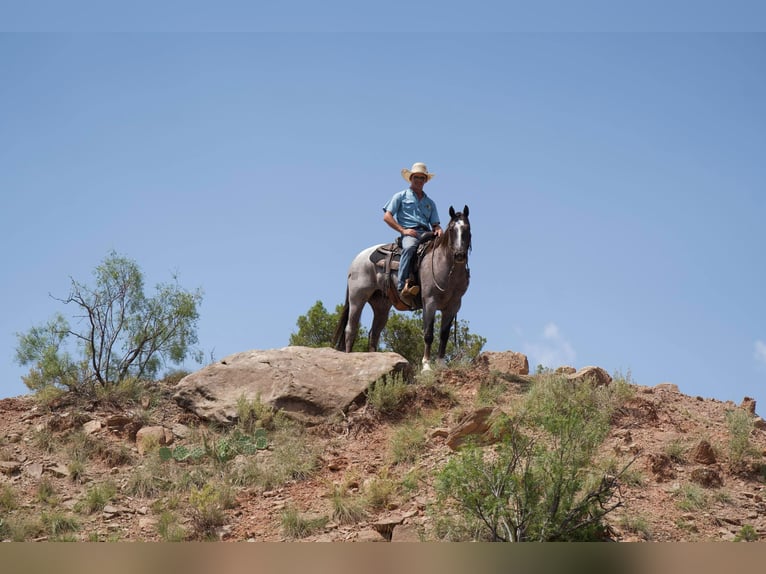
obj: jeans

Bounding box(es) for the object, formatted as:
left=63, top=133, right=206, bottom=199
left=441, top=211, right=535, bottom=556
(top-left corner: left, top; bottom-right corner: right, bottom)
left=398, top=231, right=425, bottom=291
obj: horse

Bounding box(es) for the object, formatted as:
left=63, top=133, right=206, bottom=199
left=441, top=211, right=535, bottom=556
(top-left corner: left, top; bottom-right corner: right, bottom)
left=333, top=205, right=471, bottom=370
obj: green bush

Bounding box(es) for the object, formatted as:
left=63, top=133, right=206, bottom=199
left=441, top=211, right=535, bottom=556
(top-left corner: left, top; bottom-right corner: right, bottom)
left=435, top=374, right=628, bottom=542
left=725, top=408, right=756, bottom=469
left=15, top=251, right=203, bottom=393
left=280, top=507, right=328, bottom=539
left=367, top=373, right=411, bottom=416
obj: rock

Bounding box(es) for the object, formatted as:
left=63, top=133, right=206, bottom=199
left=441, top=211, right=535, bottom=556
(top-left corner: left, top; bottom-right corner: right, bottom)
left=655, top=383, right=680, bottom=393
left=26, top=462, right=44, bottom=479
left=83, top=420, right=103, bottom=434
left=690, top=440, right=717, bottom=465
left=555, top=366, right=577, bottom=375
left=47, top=463, right=70, bottom=478
left=690, top=467, right=724, bottom=488
left=173, top=346, right=412, bottom=425
left=0, top=461, right=21, bottom=475
left=647, top=453, right=675, bottom=482
left=740, top=397, right=757, bottom=415
left=105, top=415, right=134, bottom=430
left=474, top=351, right=529, bottom=375
left=371, top=514, right=406, bottom=540
left=171, top=423, right=192, bottom=438
left=446, top=407, right=507, bottom=450
left=565, top=366, right=612, bottom=387
left=356, top=528, right=387, bottom=542
left=391, top=524, right=421, bottom=542
left=754, top=417, right=766, bottom=431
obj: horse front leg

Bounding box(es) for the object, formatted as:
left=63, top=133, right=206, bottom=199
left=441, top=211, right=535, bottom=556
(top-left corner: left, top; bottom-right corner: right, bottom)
left=437, top=312, right=456, bottom=364
left=421, top=304, right=437, bottom=371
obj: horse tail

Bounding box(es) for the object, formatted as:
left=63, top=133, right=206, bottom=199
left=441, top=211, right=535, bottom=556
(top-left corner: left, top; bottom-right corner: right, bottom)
left=332, top=288, right=350, bottom=351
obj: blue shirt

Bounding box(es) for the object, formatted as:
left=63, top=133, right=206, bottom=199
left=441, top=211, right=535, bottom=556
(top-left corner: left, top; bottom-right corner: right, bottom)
left=383, top=189, right=440, bottom=230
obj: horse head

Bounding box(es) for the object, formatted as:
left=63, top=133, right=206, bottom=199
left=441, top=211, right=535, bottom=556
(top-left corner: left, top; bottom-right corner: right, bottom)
left=447, top=205, right=471, bottom=263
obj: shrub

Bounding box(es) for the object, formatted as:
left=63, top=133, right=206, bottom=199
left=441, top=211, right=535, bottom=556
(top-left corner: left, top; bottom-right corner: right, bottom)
left=435, top=374, right=628, bottom=542
left=76, top=481, right=117, bottom=514
left=674, top=483, right=708, bottom=512
left=664, top=438, right=687, bottom=463
left=280, top=507, right=328, bottom=539
left=15, top=251, right=203, bottom=393
left=389, top=423, right=427, bottom=465
left=188, top=483, right=233, bottom=540
left=618, top=514, right=652, bottom=540
left=41, top=511, right=80, bottom=538
left=156, top=510, right=187, bottom=542
left=37, top=478, right=57, bottom=504
left=726, top=408, right=756, bottom=469
left=0, top=484, right=18, bottom=511
left=367, top=373, right=411, bottom=416
left=329, top=483, right=367, bottom=525
left=734, top=524, right=759, bottom=542
left=364, top=472, right=398, bottom=511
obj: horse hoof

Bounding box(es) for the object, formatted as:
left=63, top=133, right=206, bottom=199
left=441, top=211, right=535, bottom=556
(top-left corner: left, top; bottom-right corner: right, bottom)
left=422, top=361, right=431, bottom=372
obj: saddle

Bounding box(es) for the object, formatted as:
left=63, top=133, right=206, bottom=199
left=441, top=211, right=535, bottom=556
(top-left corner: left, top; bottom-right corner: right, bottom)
left=369, top=233, right=435, bottom=311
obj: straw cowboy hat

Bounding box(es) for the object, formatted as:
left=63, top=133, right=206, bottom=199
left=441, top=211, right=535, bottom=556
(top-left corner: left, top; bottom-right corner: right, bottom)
left=401, top=162, right=435, bottom=183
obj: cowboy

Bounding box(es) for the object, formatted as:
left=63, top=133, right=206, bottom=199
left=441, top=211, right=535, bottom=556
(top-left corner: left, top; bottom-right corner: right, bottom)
left=383, top=162, right=443, bottom=305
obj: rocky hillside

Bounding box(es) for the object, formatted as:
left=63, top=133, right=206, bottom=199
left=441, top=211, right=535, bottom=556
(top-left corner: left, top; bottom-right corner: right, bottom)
left=1, top=349, right=765, bottom=542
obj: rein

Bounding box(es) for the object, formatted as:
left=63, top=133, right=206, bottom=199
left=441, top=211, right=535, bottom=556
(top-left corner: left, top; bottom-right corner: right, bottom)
left=430, top=246, right=455, bottom=292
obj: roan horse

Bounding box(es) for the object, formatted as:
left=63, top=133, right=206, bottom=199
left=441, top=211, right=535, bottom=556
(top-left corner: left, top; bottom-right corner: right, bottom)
left=333, top=205, right=471, bottom=370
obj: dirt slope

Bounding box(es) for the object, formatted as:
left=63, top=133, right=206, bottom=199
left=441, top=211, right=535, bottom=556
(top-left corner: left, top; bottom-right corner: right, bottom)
left=1, top=367, right=764, bottom=542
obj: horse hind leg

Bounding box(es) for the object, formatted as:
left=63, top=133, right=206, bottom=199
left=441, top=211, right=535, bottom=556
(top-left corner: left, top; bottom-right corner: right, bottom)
left=368, top=292, right=392, bottom=352
left=343, top=297, right=366, bottom=353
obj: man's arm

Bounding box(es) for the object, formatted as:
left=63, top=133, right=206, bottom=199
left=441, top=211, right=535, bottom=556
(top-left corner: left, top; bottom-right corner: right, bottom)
left=384, top=211, right=419, bottom=237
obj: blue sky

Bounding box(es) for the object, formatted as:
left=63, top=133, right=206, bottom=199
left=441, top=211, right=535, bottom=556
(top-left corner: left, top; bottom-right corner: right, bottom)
left=2, top=29, right=765, bottom=412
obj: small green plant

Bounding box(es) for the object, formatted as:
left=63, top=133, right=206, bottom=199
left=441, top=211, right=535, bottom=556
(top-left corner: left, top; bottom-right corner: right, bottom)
left=725, top=408, right=756, bottom=469
left=37, top=478, right=57, bottom=504
left=76, top=481, right=117, bottom=514
left=664, top=438, right=687, bottom=463
left=364, top=472, right=398, bottom=511
left=188, top=483, right=234, bottom=540
left=475, top=373, right=507, bottom=407
left=734, top=524, right=759, bottom=542
left=158, top=444, right=206, bottom=462
left=618, top=514, right=652, bottom=540
left=235, top=395, right=285, bottom=432
left=675, top=483, right=708, bottom=512
left=280, top=507, right=328, bottom=539
left=67, top=458, right=86, bottom=483
left=329, top=484, right=367, bottom=525
left=156, top=510, right=187, bottom=542
left=389, top=423, right=427, bottom=465
left=31, top=426, right=58, bottom=454
left=0, top=484, right=18, bottom=511
left=41, top=511, right=80, bottom=538
left=367, top=373, right=411, bottom=416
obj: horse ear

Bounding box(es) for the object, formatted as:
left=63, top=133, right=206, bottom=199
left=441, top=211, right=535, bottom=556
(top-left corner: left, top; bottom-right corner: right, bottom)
left=449, top=206, right=456, bottom=218
left=463, top=205, right=469, bottom=217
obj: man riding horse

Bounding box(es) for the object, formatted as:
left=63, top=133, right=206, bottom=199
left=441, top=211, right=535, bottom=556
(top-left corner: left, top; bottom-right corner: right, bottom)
left=382, top=162, right=443, bottom=306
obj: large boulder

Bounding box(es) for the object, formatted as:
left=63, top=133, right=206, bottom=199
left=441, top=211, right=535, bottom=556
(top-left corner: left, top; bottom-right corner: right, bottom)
left=173, top=346, right=412, bottom=425
left=474, top=351, right=529, bottom=375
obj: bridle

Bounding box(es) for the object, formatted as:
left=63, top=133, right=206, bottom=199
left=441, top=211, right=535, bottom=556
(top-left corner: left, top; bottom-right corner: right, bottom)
left=430, top=213, right=471, bottom=292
